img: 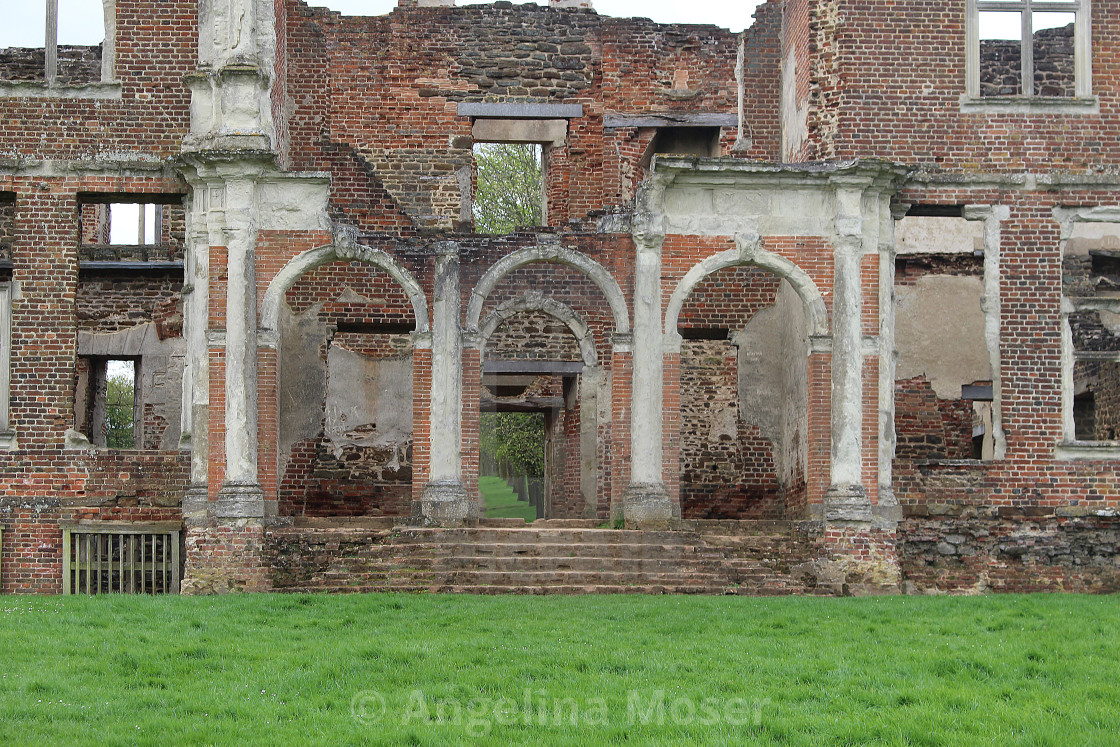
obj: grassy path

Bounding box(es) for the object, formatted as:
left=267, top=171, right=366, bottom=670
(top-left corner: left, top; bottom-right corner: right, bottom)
left=0, top=593, right=1116, bottom=745
left=478, top=475, right=536, bottom=521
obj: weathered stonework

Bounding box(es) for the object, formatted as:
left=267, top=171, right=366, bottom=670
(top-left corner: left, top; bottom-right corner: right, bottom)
left=1, top=0, right=1119, bottom=595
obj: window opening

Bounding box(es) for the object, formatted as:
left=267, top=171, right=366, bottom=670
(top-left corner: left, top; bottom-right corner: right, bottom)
left=1061, top=218, right=1120, bottom=448
left=0, top=283, right=11, bottom=447
left=104, top=358, right=135, bottom=448
left=973, top=0, right=1085, bottom=99
left=472, top=143, right=544, bottom=234
left=0, top=0, right=107, bottom=86
left=640, top=126, right=721, bottom=171
left=77, top=356, right=139, bottom=449
left=79, top=199, right=184, bottom=262
left=107, top=203, right=159, bottom=245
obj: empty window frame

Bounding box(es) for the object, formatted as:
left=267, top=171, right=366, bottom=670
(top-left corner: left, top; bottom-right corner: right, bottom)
left=1058, top=214, right=1120, bottom=454
left=0, top=0, right=114, bottom=87
left=968, top=0, right=1090, bottom=99
left=79, top=199, right=185, bottom=262
left=469, top=116, right=567, bottom=233
left=1066, top=312, right=1120, bottom=443
left=76, top=356, right=140, bottom=449
left=639, top=126, right=721, bottom=172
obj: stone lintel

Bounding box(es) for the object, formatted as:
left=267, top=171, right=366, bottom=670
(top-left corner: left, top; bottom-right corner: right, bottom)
left=483, top=359, right=584, bottom=375
left=604, top=112, right=738, bottom=129
left=472, top=119, right=567, bottom=148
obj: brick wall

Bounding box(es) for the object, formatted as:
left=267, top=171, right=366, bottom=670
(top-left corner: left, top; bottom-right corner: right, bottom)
left=283, top=1, right=746, bottom=231
left=821, top=1, right=1120, bottom=171
left=679, top=339, right=785, bottom=519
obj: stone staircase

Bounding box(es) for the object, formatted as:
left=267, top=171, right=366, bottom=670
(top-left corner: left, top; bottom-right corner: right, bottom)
left=265, top=518, right=835, bottom=595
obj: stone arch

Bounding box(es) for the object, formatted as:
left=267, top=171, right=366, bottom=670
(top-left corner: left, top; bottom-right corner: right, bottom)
left=478, top=292, right=598, bottom=367
left=665, top=234, right=824, bottom=521
left=466, top=244, right=629, bottom=335
left=664, top=236, right=828, bottom=345
left=260, top=240, right=429, bottom=333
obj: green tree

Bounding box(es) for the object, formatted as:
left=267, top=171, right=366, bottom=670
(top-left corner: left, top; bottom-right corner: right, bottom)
left=473, top=143, right=543, bottom=233
left=104, top=371, right=135, bottom=449
left=479, top=412, right=544, bottom=478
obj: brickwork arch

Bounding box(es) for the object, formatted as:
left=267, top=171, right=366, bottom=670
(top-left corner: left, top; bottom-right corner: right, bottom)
left=259, top=238, right=429, bottom=333
left=663, top=236, right=829, bottom=347
left=478, top=292, right=598, bottom=367
left=466, top=245, right=629, bottom=335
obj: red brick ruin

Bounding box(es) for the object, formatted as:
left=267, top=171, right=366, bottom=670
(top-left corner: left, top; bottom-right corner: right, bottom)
left=0, top=0, right=1117, bottom=594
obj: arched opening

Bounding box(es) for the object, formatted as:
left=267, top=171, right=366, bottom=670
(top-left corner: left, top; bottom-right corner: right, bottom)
left=269, top=252, right=423, bottom=519
left=468, top=252, right=621, bottom=520
left=670, top=262, right=815, bottom=520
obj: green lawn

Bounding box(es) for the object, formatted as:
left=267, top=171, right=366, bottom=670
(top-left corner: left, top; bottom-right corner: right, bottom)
left=479, top=475, right=536, bottom=521
left=0, top=594, right=1117, bottom=745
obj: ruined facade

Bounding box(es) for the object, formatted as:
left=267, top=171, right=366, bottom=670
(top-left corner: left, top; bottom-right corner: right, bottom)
left=0, top=0, right=1117, bottom=595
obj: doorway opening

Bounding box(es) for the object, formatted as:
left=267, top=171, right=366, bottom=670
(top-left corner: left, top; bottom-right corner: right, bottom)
left=479, top=410, right=545, bottom=521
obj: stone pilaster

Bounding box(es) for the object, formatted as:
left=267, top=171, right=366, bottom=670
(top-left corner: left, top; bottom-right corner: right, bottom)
left=215, top=179, right=266, bottom=517
left=415, top=242, right=470, bottom=525
left=624, top=200, right=676, bottom=527
left=824, top=181, right=871, bottom=521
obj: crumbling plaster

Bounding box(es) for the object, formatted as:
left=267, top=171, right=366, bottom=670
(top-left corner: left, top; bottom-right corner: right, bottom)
left=895, top=275, right=990, bottom=399
left=731, top=279, right=809, bottom=488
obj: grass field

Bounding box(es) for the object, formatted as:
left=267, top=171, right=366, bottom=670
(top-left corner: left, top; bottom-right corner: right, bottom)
left=0, top=593, right=1117, bottom=745
left=479, top=475, right=536, bottom=521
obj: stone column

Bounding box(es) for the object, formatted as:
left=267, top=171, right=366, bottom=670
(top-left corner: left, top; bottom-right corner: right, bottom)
left=624, top=218, right=676, bottom=527
left=215, top=179, right=267, bottom=518
left=825, top=182, right=871, bottom=521
left=181, top=188, right=212, bottom=522
left=416, top=242, right=470, bottom=525
left=578, top=365, right=601, bottom=518
left=877, top=201, right=903, bottom=519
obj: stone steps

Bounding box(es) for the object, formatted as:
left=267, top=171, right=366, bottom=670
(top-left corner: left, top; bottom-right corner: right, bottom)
left=266, top=521, right=828, bottom=595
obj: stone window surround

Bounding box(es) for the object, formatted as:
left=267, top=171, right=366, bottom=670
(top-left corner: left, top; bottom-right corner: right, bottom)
left=0, top=0, right=120, bottom=100
left=1054, top=206, right=1120, bottom=460
left=0, top=282, right=11, bottom=449
left=460, top=103, right=584, bottom=230
left=961, top=0, right=1095, bottom=113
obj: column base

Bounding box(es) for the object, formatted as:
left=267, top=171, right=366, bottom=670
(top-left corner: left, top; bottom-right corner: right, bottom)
left=623, top=482, right=678, bottom=529
left=215, top=482, right=274, bottom=520
left=413, top=480, right=471, bottom=526
left=182, top=484, right=210, bottom=524
left=823, top=484, right=872, bottom=524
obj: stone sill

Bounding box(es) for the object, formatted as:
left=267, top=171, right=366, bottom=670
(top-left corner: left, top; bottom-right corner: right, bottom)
left=959, top=94, right=1099, bottom=115
left=0, top=431, right=15, bottom=450
left=79, top=260, right=184, bottom=272
left=910, top=459, right=986, bottom=468
left=1054, top=441, right=1120, bottom=460
left=0, top=81, right=122, bottom=100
